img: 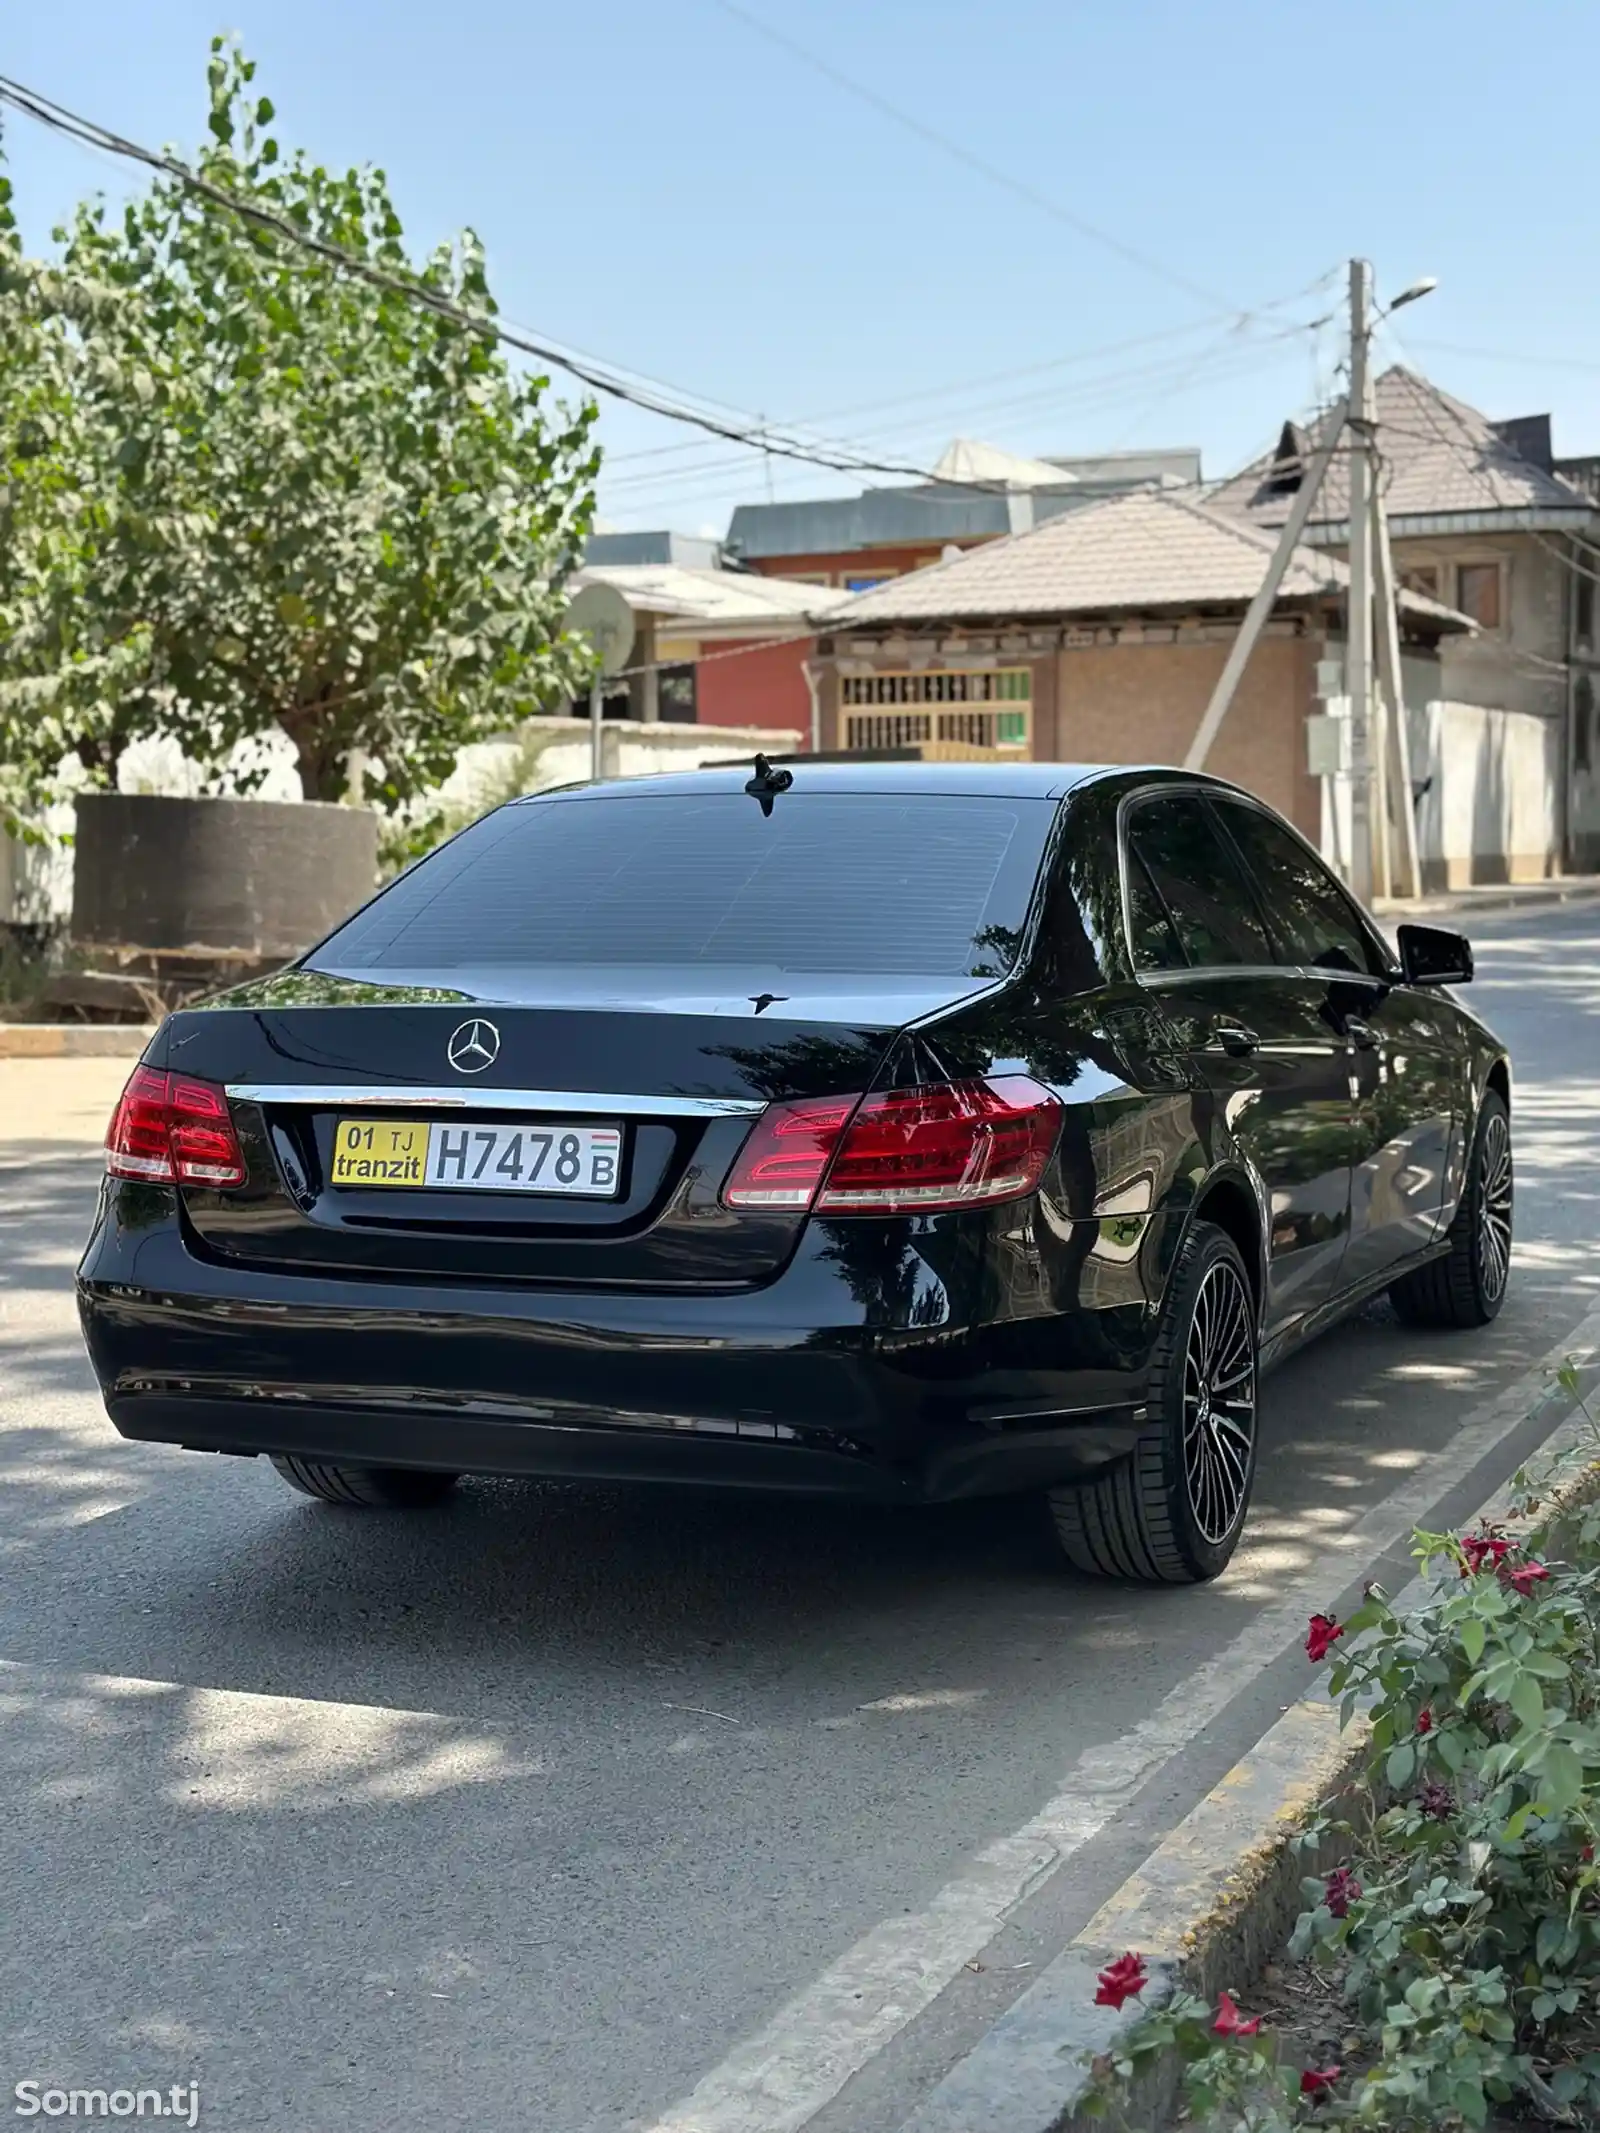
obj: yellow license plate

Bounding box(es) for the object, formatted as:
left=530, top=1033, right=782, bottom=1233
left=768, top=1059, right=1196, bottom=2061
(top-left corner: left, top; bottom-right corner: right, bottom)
left=330, top=1119, right=428, bottom=1187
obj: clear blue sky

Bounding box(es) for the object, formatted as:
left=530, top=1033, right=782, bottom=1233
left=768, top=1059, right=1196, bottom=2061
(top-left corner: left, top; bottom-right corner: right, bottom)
left=6, top=0, right=1598, bottom=537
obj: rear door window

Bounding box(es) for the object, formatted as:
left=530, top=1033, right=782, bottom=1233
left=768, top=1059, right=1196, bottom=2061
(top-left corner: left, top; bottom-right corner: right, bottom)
left=1213, top=799, right=1385, bottom=977
left=311, top=791, right=1057, bottom=981
left=1124, top=794, right=1274, bottom=970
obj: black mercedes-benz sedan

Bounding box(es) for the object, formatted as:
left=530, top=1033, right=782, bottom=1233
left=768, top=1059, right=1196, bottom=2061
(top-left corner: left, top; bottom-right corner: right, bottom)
left=77, top=762, right=1512, bottom=1583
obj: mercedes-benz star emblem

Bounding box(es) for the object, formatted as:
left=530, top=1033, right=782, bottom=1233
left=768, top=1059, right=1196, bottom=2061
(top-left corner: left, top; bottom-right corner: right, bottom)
left=447, top=1018, right=500, bottom=1074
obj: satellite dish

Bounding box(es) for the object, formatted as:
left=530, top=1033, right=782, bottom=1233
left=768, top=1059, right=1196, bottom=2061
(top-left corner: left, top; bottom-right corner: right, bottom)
left=565, top=581, right=637, bottom=678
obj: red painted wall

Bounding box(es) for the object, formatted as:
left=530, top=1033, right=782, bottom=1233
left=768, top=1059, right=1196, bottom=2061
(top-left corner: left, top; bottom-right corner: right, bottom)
left=696, top=637, right=816, bottom=748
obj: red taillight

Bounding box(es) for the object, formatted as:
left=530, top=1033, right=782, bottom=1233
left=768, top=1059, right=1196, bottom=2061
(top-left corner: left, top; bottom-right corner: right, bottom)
left=106, top=1066, right=247, bottom=1189
left=723, top=1076, right=1059, bottom=1217
left=719, top=1097, right=858, bottom=1208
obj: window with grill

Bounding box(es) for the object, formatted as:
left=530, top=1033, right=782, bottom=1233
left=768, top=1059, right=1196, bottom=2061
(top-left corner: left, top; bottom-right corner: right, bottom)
left=840, top=669, right=1031, bottom=752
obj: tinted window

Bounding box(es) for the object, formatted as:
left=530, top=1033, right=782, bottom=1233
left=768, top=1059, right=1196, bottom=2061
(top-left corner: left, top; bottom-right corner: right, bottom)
left=1125, top=795, right=1274, bottom=970
left=1125, top=849, right=1187, bottom=971
left=1215, top=800, right=1382, bottom=977
left=313, top=792, right=1055, bottom=980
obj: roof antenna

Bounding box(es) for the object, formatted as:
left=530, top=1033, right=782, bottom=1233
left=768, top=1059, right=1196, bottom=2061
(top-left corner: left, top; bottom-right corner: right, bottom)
left=744, top=752, right=793, bottom=817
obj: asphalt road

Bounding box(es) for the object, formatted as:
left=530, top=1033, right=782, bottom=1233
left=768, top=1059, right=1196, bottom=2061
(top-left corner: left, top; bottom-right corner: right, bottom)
left=3, top=900, right=1599, bottom=2133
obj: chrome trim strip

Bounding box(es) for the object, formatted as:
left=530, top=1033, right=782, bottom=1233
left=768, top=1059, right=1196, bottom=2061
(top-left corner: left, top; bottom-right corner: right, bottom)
left=225, top=1084, right=766, bottom=1118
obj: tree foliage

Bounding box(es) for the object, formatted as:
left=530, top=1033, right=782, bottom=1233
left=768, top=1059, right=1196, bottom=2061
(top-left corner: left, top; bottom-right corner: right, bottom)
left=0, top=40, right=600, bottom=828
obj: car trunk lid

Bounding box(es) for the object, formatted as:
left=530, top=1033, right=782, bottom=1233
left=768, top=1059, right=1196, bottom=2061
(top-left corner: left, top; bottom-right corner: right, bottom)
left=160, top=983, right=917, bottom=1288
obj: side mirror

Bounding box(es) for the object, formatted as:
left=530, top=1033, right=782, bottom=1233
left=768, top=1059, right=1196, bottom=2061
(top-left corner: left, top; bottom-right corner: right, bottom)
left=1397, top=922, right=1473, bottom=988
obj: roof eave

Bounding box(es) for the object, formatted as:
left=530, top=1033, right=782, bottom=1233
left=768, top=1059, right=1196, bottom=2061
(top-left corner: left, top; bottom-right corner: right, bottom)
left=1293, top=505, right=1600, bottom=543
left=827, top=592, right=1345, bottom=635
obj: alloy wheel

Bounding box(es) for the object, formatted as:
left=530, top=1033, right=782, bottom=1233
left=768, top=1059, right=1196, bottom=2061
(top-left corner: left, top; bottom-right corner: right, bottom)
left=1182, top=1260, right=1257, bottom=1546
left=1476, top=1109, right=1514, bottom=1304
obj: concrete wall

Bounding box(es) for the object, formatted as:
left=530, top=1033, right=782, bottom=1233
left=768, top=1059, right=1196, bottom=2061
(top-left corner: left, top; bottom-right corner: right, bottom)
left=1319, top=691, right=1561, bottom=891
left=461, top=718, right=801, bottom=798
left=1413, top=699, right=1562, bottom=889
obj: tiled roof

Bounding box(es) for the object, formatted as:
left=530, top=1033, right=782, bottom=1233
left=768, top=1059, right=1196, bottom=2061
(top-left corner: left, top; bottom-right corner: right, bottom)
left=831, top=485, right=1466, bottom=630
left=574, top=564, right=849, bottom=630
left=1208, top=367, right=1596, bottom=531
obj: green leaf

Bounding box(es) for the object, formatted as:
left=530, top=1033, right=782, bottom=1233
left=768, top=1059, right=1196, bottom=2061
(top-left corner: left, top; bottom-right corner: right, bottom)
left=1453, top=2079, right=1488, bottom=2127
left=1510, top=1674, right=1545, bottom=1731
left=1387, top=1741, right=1417, bottom=1789
left=1460, top=1617, right=1487, bottom=1664
left=1544, top=1741, right=1585, bottom=1810
left=1522, top=1651, right=1570, bottom=1680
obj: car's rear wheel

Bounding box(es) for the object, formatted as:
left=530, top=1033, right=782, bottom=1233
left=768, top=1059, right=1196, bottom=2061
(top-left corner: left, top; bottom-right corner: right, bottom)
left=1389, top=1087, right=1512, bottom=1330
left=1047, top=1221, right=1259, bottom=1583
left=269, top=1456, right=460, bottom=1508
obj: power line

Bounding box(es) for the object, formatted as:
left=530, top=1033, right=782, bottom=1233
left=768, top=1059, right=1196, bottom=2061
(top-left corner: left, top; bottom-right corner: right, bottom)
left=0, top=70, right=1040, bottom=495
left=599, top=326, right=1328, bottom=512
left=600, top=316, right=1245, bottom=469
left=710, top=0, right=1305, bottom=321
left=1406, top=339, right=1600, bottom=376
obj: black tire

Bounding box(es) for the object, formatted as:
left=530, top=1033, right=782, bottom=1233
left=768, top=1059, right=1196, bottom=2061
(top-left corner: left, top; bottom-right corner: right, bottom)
left=269, top=1456, right=460, bottom=1508
left=1047, top=1221, right=1259, bottom=1584
left=1389, top=1087, right=1512, bottom=1330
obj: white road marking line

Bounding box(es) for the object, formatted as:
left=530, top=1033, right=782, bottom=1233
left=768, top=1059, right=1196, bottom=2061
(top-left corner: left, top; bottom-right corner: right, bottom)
left=643, top=1303, right=1600, bottom=2133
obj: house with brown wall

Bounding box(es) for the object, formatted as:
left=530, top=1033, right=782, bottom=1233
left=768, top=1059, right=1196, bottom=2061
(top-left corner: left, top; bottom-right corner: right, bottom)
left=818, top=487, right=1463, bottom=845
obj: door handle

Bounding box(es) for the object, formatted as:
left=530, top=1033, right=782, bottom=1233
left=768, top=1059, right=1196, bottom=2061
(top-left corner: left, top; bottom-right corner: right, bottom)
left=1344, top=1018, right=1380, bottom=1051
left=1209, top=1022, right=1260, bottom=1058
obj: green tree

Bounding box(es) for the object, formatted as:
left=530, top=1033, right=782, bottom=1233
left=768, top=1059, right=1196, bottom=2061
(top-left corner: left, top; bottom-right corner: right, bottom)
left=0, top=167, right=158, bottom=833
left=0, top=40, right=600, bottom=824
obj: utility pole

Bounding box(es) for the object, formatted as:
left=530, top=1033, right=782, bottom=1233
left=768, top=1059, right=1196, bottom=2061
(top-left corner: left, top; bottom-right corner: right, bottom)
left=1372, top=478, right=1423, bottom=899
left=1184, top=402, right=1349, bottom=772
left=1346, top=258, right=1375, bottom=905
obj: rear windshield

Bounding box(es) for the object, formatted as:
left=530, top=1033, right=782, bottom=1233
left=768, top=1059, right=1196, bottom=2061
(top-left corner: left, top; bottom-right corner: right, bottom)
left=310, top=791, right=1055, bottom=980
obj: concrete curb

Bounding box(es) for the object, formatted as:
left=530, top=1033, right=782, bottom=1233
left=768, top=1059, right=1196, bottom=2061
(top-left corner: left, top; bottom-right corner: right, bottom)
left=1374, top=878, right=1600, bottom=923
left=0, top=1024, right=155, bottom=1058
left=898, top=1360, right=1600, bottom=2133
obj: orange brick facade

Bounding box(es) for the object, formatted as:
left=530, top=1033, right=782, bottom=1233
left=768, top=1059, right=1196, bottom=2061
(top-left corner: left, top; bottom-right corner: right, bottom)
left=1049, top=634, right=1320, bottom=836
left=822, top=626, right=1323, bottom=837
left=745, top=541, right=988, bottom=590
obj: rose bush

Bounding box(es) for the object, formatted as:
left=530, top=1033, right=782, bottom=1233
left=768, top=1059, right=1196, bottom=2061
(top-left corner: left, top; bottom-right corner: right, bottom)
left=1085, top=1360, right=1600, bottom=2131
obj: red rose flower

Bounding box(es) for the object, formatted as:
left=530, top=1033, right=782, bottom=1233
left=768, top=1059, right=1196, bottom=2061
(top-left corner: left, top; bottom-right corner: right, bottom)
left=1324, top=1867, right=1362, bottom=1919
left=1212, top=1990, right=1261, bottom=2038
left=1461, top=1532, right=1513, bottom=1574
left=1416, top=1706, right=1433, bottom=1735
left=1503, top=1560, right=1551, bottom=1597
left=1301, top=2065, right=1341, bottom=2098
left=1583, top=1843, right=1595, bottom=1865
left=1305, top=1613, right=1344, bottom=1663
left=1093, top=1951, right=1148, bottom=2011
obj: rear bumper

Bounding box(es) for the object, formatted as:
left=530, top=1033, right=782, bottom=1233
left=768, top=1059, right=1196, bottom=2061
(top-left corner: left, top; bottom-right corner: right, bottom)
left=77, top=1205, right=1157, bottom=1503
